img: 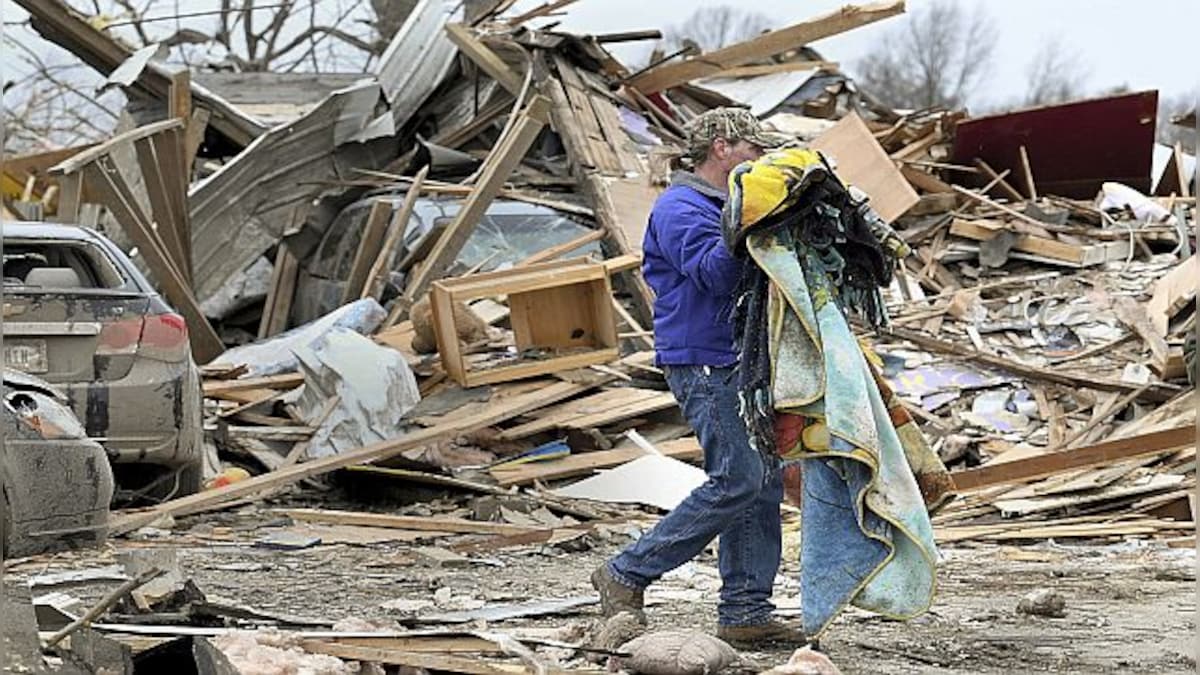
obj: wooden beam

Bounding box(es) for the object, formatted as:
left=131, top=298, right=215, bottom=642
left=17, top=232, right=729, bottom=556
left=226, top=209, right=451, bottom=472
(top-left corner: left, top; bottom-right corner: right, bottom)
left=709, top=61, right=839, bottom=79
left=444, top=23, right=524, bottom=96
left=183, top=108, right=210, bottom=175
left=491, top=438, right=699, bottom=486
left=950, top=426, right=1195, bottom=493
left=628, top=0, right=905, bottom=92
left=973, top=158, right=1025, bottom=202
left=202, top=373, right=305, bottom=396
left=880, top=324, right=1179, bottom=401
left=900, top=165, right=955, bottom=194
left=341, top=199, right=393, bottom=305
left=277, top=509, right=541, bottom=535
left=400, top=96, right=551, bottom=310
left=504, top=0, right=579, bottom=25
left=1018, top=145, right=1037, bottom=200
left=363, top=166, right=428, bottom=302
left=80, top=159, right=224, bottom=363
left=517, top=229, right=605, bottom=267
left=258, top=244, right=299, bottom=339
left=107, top=378, right=604, bottom=535
left=168, top=68, right=191, bottom=123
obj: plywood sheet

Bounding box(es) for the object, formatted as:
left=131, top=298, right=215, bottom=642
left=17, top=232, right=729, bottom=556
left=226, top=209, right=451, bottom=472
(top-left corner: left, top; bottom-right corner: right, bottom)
left=810, top=112, right=919, bottom=223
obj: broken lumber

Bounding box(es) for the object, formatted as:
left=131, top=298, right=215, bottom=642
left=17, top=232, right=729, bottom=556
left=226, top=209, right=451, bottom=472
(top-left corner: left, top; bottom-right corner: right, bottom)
left=341, top=199, right=393, bottom=304
left=949, top=426, right=1195, bottom=493
left=444, top=23, right=524, bottom=96
left=363, top=166, right=429, bottom=302
left=950, top=218, right=1132, bottom=267
left=401, top=96, right=551, bottom=311
left=108, top=378, right=608, bottom=535
left=881, top=325, right=1179, bottom=401
left=276, top=509, right=542, bottom=536
left=202, top=373, right=305, bottom=396
left=490, top=438, right=701, bottom=486
left=627, top=1, right=905, bottom=92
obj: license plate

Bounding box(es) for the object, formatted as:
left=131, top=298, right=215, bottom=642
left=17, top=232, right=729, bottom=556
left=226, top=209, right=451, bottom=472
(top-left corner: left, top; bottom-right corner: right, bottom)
left=4, top=340, right=49, bottom=373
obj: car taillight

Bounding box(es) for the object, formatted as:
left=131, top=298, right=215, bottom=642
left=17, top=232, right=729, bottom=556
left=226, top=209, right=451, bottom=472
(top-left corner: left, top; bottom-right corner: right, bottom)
left=139, top=313, right=190, bottom=362
left=96, top=318, right=145, bottom=357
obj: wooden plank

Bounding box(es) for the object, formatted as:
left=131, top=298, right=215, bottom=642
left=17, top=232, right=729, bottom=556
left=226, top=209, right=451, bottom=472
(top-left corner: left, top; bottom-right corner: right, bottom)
left=202, top=373, right=304, bottom=396
left=183, top=108, right=210, bottom=175
left=1018, top=145, right=1037, bottom=200
left=258, top=244, right=299, bottom=339
left=504, top=0, right=579, bottom=25
left=277, top=509, right=542, bottom=536
left=491, top=437, right=702, bottom=486
left=1111, top=296, right=1170, bottom=365
left=949, top=218, right=1131, bottom=267
left=341, top=199, right=393, bottom=304
left=1146, top=255, right=1197, bottom=336
left=973, top=158, right=1025, bottom=202
left=809, top=112, right=918, bottom=222
left=54, top=172, right=83, bottom=222
left=880, top=324, right=1179, bottom=400
left=555, top=57, right=620, bottom=173
left=497, top=388, right=667, bottom=439
left=517, top=229, right=604, bottom=267
left=460, top=348, right=619, bottom=388
left=108, top=378, right=604, bottom=535
left=151, top=129, right=193, bottom=282
left=168, top=69, right=191, bottom=123
left=401, top=96, right=551, bottom=309
left=444, top=23, right=523, bottom=96
left=363, top=166, right=429, bottom=301
left=628, top=0, right=905, bottom=92
left=133, top=135, right=190, bottom=287
left=80, top=160, right=223, bottom=363
left=949, top=426, right=1195, bottom=493
left=709, top=61, right=839, bottom=78
left=899, top=165, right=955, bottom=194
left=298, top=641, right=555, bottom=675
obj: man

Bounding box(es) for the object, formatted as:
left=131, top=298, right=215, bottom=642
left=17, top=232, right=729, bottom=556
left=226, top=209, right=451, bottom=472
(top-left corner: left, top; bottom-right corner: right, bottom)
left=591, top=108, right=802, bottom=647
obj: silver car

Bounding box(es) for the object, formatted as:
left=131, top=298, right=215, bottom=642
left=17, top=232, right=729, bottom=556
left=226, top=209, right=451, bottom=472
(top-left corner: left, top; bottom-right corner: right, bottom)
left=3, top=223, right=203, bottom=503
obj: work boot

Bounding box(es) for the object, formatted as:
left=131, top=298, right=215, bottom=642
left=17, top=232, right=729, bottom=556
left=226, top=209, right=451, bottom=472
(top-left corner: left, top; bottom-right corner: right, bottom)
left=590, top=564, right=645, bottom=621
left=716, top=620, right=807, bottom=649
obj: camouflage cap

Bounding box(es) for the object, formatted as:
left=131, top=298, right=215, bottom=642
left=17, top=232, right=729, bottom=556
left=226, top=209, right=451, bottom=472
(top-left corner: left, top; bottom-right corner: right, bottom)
left=686, top=107, right=790, bottom=159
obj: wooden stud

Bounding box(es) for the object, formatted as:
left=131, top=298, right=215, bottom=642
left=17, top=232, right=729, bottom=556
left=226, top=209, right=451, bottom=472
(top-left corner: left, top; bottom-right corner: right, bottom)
left=363, top=166, right=429, bottom=302
left=168, top=68, right=191, bottom=123
left=258, top=244, right=300, bottom=339
left=1018, top=145, right=1037, bottom=200
left=341, top=199, right=393, bottom=305
left=972, top=158, right=1025, bottom=202
left=443, top=23, right=524, bottom=96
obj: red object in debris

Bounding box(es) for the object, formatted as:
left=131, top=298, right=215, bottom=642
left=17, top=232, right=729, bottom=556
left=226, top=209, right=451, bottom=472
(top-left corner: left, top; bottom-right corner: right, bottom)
left=951, top=90, right=1158, bottom=199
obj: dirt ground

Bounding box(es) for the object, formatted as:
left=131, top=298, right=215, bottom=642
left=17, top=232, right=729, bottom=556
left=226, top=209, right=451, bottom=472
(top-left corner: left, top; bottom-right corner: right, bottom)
left=4, top=490, right=1196, bottom=675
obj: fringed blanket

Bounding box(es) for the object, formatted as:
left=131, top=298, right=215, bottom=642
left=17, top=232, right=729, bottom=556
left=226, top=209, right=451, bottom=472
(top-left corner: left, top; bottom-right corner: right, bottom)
left=723, top=148, right=954, bottom=638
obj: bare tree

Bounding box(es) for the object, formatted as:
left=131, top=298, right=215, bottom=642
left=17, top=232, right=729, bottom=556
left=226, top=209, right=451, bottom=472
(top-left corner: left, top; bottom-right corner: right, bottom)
left=660, top=6, right=772, bottom=54
left=4, top=0, right=408, bottom=153
left=1023, top=40, right=1089, bottom=107
left=1157, top=90, right=1197, bottom=148
left=854, top=0, right=997, bottom=110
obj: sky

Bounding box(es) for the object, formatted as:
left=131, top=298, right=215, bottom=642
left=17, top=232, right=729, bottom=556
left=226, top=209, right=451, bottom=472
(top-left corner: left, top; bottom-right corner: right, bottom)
left=508, top=0, right=1199, bottom=113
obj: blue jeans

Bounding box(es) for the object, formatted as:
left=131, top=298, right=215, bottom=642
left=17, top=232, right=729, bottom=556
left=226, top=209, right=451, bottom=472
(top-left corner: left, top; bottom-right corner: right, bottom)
left=608, top=364, right=784, bottom=626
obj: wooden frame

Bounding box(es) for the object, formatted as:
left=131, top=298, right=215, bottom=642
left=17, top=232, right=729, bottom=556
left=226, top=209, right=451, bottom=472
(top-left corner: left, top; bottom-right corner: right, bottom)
left=430, top=258, right=618, bottom=387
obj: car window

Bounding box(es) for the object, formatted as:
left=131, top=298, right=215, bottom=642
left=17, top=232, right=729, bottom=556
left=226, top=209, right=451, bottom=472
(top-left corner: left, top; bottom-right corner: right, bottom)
left=3, top=240, right=127, bottom=290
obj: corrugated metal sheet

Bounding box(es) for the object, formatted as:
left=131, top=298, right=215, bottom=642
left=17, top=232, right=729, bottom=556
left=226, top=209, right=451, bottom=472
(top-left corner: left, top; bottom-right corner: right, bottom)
left=697, top=70, right=817, bottom=116
left=376, top=0, right=461, bottom=129
left=188, top=82, right=395, bottom=304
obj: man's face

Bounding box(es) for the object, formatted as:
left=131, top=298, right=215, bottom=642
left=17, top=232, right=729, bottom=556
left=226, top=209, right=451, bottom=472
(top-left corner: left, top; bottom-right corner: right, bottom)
left=710, top=137, right=765, bottom=177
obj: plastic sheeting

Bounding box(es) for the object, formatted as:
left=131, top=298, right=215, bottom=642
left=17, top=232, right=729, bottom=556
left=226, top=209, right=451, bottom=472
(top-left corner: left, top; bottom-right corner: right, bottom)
left=209, top=299, right=386, bottom=377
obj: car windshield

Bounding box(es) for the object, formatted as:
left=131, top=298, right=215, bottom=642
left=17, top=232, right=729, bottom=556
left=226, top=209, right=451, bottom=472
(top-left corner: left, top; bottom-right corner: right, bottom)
left=311, top=194, right=599, bottom=281
left=3, top=240, right=128, bottom=290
